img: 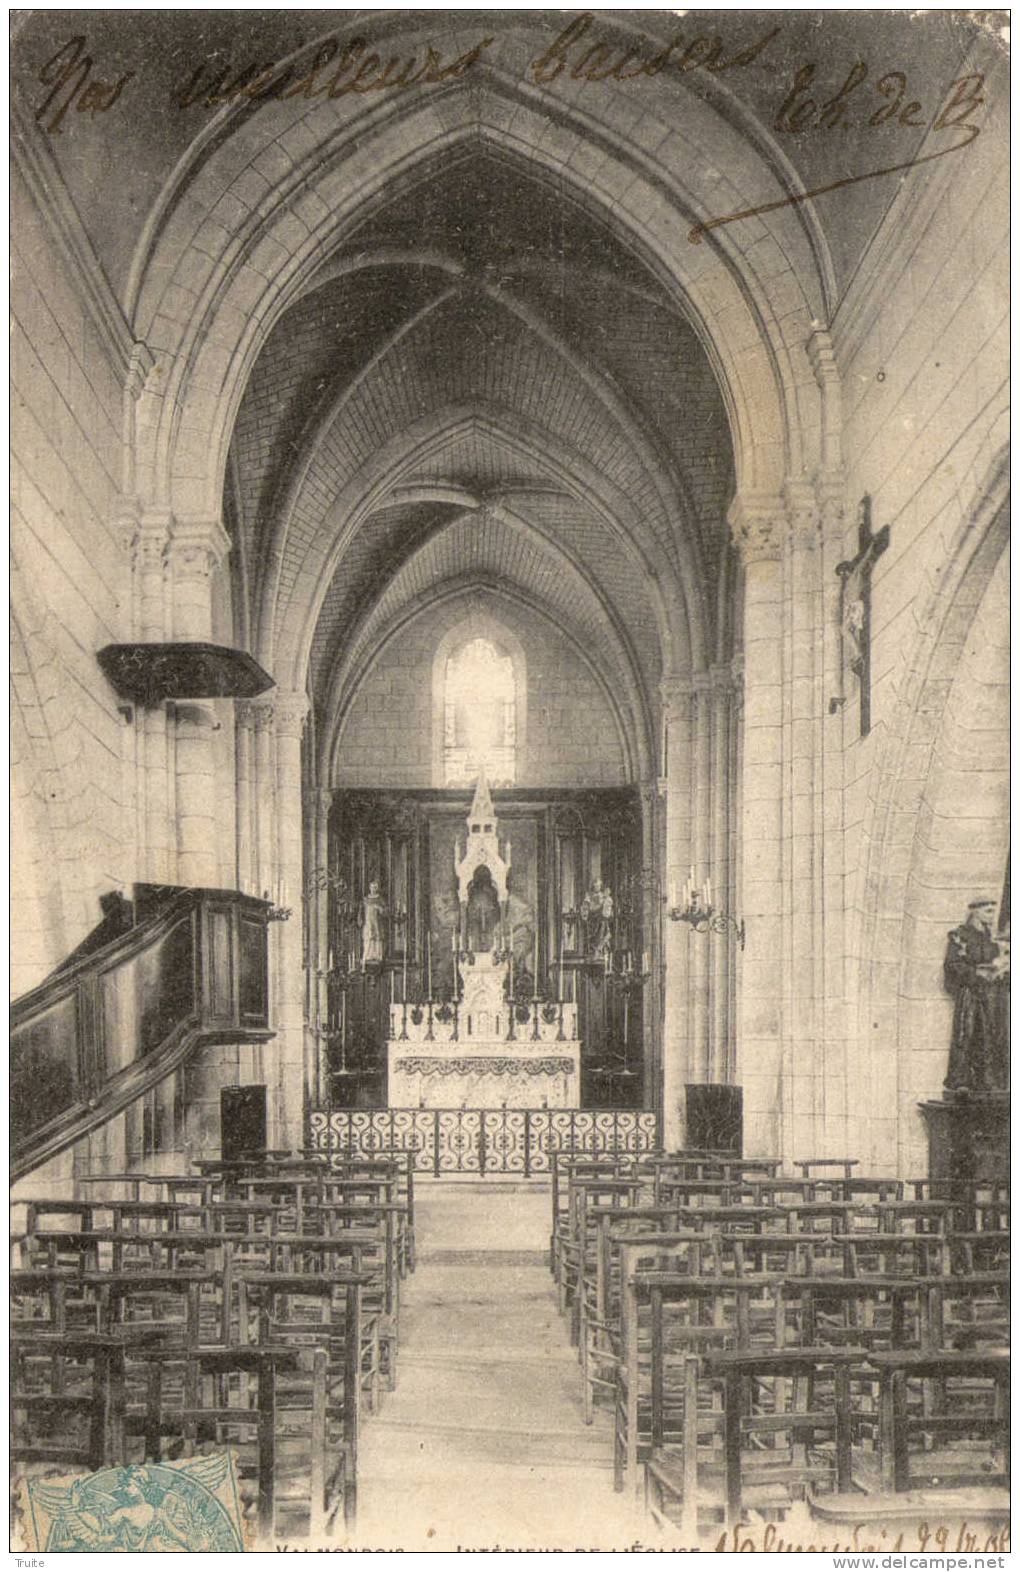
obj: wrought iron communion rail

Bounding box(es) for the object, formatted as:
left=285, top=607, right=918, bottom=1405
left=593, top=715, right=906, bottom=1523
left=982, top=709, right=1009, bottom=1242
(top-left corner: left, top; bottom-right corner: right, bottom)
left=308, top=1107, right=660, bottom=1177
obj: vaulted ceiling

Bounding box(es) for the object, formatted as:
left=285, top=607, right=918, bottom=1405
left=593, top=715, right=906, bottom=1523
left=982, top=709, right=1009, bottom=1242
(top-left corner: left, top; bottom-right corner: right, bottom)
left=12, top=8, right=995, bottom=776
left=227, top=145, right=734, bottom=749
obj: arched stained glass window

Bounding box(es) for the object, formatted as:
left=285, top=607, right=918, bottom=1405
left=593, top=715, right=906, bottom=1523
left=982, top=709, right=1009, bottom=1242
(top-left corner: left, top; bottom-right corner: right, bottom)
left=444, top=637, right=516, bottom=786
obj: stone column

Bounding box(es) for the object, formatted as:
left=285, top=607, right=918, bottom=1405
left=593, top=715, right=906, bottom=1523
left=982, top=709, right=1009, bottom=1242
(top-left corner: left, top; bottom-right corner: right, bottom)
left=235, top=701, right=256, bottom=894
left=659, top=679, right=694, bottom=1148
left=782, top=482, right=825, bottom=1166
left=637, top=779, right=661, bottom=1116
left=307, top=786, right=332, bottom=1107
left=816, top=472, right=853, bottom=1160
left=708, top=665, right=733, bottom=1083
left=273, top=692, right=310, bottom=1151
left=166, top=518, right=231, bottom=889
left=252, top=700, right=276, bottom=900
left=135, top=513, right=172, bottom=883
left=690, top=676, right=712, bottom=1082
left=728, top=495, right=786, bottom=1159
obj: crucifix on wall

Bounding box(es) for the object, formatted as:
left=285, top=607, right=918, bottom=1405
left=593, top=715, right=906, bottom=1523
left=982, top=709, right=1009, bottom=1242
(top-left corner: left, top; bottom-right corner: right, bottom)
left=832, top=495, right=890, bottom=738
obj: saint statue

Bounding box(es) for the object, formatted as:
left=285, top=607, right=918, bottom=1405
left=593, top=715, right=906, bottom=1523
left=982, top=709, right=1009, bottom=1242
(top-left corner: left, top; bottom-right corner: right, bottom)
left=944, top=897, right=1009, bottom=1093
left=466, top=867, right=501, bottom=953
left=360, top=880, right=387, bottom=966
left=580, top=878, right=614, bottom=956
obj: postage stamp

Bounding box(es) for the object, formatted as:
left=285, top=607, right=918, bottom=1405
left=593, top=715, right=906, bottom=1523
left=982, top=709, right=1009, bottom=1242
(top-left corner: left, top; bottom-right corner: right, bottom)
left=22, top=1453, right=245, bottom=1552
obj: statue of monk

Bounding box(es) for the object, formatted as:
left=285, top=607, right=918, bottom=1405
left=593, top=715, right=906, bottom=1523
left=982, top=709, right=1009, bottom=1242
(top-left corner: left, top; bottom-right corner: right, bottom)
left=944, top=897, right=1008, bottom=1092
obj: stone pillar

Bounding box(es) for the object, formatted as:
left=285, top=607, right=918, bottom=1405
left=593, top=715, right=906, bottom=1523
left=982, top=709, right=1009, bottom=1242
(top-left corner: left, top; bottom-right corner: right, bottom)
left=690, top=677, right=712, bottom=1082
left=307, top=786, right=332, bottom=1108
left=235, top=701, right=256, bottom=894
left=782, top=481, right=824, bottom=1167
left=659, top=680, right=694, bottom=1148
left=273, top=692, right=310, bottom=1152
left=708, top=666, right=733, bottom=1083
left=728, top=495, right=786, bottom=1159
left=135, top=513, right=173, bottom=884
left=637, top=779, right=661, bottom=1116
left=166, top=519, right=230, bottom=890
left=816, top=473, right=852, bottom=1160
left=252, top=700, right=276, bottom=900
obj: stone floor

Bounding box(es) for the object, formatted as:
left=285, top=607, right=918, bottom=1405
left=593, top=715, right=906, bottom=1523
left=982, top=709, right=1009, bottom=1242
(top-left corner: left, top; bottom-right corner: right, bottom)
left=353, top=1181, right=651, bottom=1550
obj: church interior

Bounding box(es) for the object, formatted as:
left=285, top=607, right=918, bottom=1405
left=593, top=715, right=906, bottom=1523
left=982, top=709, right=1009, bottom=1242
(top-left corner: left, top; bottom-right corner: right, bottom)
left=10, top=10, right=1009, bottom=1550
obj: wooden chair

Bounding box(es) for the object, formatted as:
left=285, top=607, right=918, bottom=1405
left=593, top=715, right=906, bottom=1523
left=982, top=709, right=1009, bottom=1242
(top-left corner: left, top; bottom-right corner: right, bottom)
left=795, top=1159, right=858, bottom=1181
left=649, top=1345, right=862, bottom=1527
left=615, top=1268, right=785, bottom=1494
left=239, top=1271, right=365, bottom=1530
left=130, top=1342, right=301, bottom=1542
left=580, top=1224, right=713, bottom=1424
left=11, top=1332, right=130, bottom=1471
left=870, top=1348, right=1009, bottom=1494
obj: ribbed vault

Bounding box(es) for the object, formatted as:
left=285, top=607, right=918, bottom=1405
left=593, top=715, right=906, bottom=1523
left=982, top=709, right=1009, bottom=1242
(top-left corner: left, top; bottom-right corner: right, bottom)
left=318, top=499, right=655, bottom=779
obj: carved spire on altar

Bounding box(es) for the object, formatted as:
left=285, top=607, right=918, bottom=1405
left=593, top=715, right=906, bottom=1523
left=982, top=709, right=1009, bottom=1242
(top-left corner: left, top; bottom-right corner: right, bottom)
left=454, top=762, right=511, bottom=904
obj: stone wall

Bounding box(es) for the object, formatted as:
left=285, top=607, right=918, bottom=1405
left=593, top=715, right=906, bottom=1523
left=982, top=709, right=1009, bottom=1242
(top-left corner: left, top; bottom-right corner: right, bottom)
left=333, top=591, right=629, bottom=789
left=10, top=160, right=133, bottom=993
left=832, top=59, right=1010, bottom=1170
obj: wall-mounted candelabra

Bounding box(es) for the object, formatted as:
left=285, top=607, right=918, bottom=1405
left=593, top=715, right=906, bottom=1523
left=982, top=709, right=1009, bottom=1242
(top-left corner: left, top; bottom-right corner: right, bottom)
left=667, top=871, right=746, bottom=951
left=262, top=884, right=292, bottom=921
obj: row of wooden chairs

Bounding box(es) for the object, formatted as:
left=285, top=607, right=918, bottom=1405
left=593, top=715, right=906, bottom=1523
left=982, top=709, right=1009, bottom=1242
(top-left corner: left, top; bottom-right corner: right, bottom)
left=11, top=1148, right=416, bottom=1542
left=549, top=1150, right=1009, bottom=1534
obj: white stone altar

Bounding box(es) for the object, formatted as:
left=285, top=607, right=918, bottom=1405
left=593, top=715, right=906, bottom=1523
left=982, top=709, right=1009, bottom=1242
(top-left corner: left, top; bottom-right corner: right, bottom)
left=387, top=951, right=580, bottom=1108
left=385, top=769, right=581, bottom=1109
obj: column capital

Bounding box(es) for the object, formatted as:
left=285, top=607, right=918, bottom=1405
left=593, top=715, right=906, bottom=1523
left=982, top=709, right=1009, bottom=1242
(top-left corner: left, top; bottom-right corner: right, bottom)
left=783, top=478, right=822, bottom=551
left=235, top=698, right=259, bottom=731
left=167, top=515, right=232, bottom=580
left=251, top=698, right=275, bottom=734
left=275, top=690, right=310, bottom=739
left=727, top=492, right=785, bottom=564
left=109, top=495, right=140, bottom=554
left=659, top=676, right=694, bottom=719
left=135, top=508, right=172, bottom=565
left=815, top=468, right=847, bottom=532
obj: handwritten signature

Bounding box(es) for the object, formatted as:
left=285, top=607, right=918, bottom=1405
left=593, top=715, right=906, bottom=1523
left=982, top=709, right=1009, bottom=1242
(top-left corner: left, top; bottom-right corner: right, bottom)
left=715, top=1520, right=1009, bottom=1555
left=690, top=61, right=987, bottom=242
left=31, top=18, right=988, bottom=245
left=34, top=36, right=133, bottom=134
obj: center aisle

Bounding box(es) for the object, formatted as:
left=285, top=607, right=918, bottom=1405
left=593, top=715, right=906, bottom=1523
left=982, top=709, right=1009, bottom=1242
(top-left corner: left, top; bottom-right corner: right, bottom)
left=354, top=1182, right=648, bottom=1550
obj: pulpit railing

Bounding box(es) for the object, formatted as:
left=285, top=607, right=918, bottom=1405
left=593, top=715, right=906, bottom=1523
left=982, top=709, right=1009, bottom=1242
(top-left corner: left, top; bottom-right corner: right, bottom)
left=308, top=1107, right=660, bottom=1178
left=11, top=886, right=274, bottom=1180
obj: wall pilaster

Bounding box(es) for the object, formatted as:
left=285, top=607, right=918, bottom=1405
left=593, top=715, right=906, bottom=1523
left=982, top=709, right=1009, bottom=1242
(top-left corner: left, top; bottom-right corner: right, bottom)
left=659, top=679, right=694, bottom=1147
left=273, top=691, right=310, bottom=1151
left=165, top=518, right=231, bottom=888
left=729, top=493, right=786, bottom=1158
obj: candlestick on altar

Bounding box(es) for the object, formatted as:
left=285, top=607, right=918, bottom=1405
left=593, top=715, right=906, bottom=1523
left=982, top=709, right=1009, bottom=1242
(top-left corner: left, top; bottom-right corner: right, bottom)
left=402, top=944, right=407, bottom=1003
left=426, top=933, right=432, bottom=999
left=558, top=918, right=565, bottom=1002
left=533, top=922, right=539, bottom=991
left=390, top=968, right=396, bottom=1004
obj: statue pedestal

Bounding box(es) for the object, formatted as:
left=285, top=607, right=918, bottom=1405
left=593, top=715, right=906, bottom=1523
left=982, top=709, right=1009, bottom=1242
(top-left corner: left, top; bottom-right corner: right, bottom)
left=919, top=1093, right=1009, bottom=1186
